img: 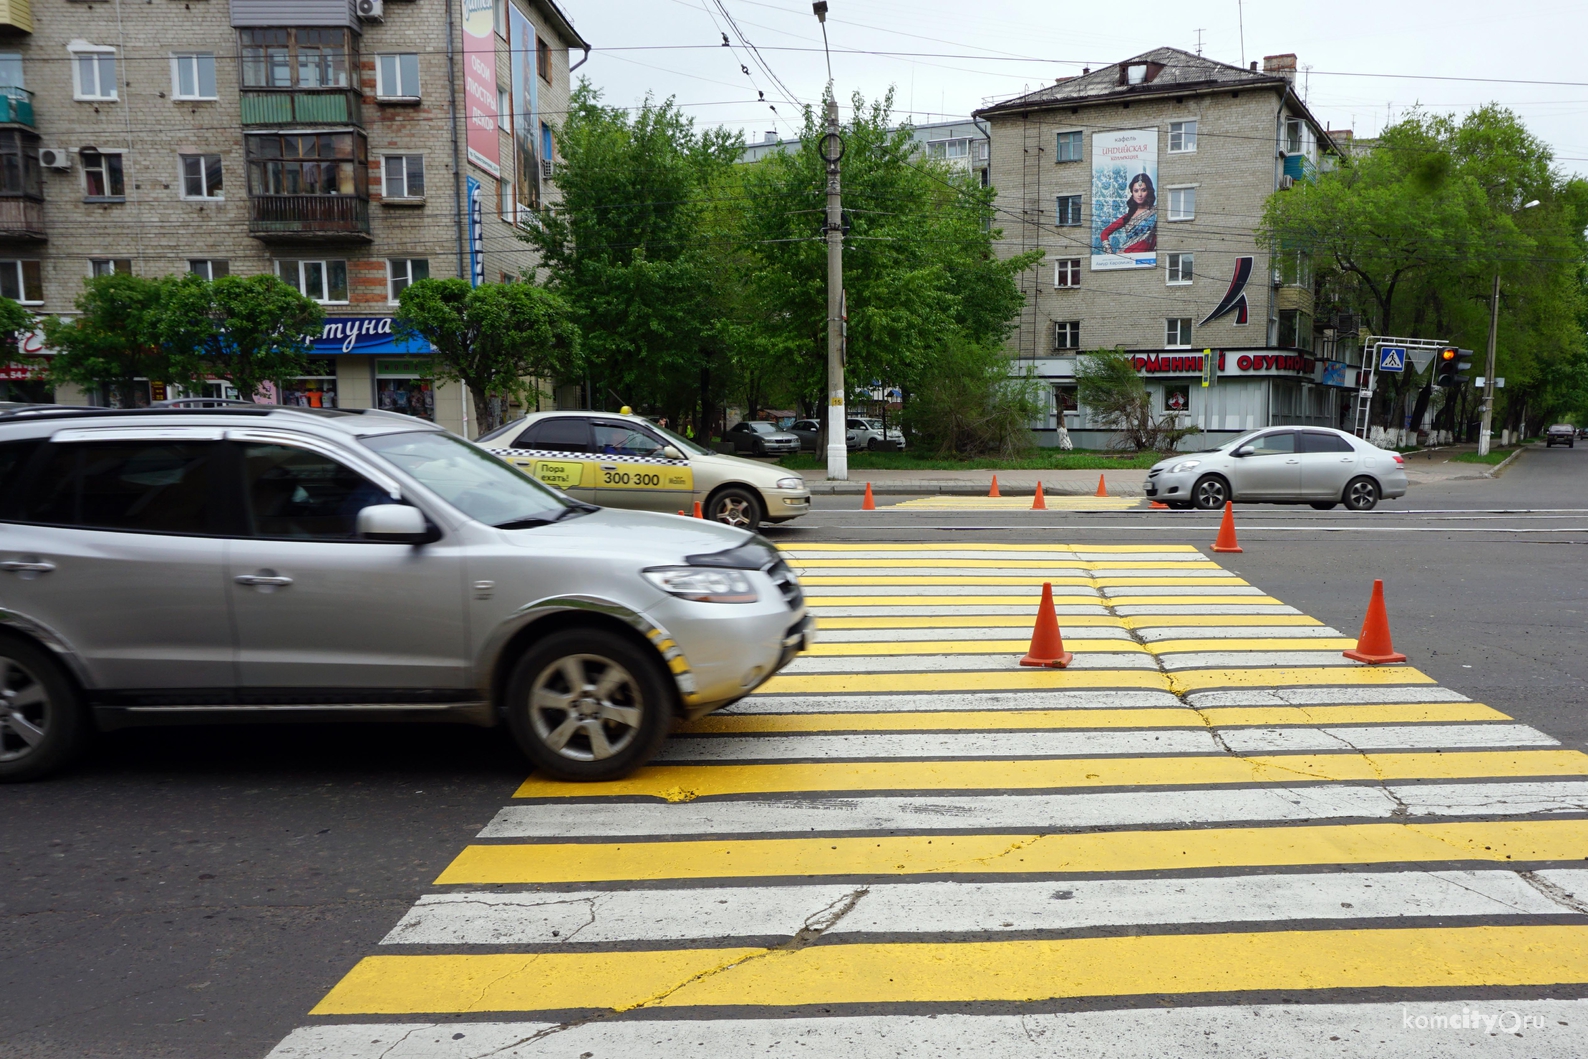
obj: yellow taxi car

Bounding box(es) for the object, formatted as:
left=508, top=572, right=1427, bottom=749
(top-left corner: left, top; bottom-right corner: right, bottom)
left=476, top=410, right=812, bottom=528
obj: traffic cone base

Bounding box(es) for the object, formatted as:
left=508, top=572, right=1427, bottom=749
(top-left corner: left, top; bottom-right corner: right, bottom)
left=1019, top=582, right=1073, bottom=668
left=693, top=501, right=704, bottom=519
left=1149, top=501, right=1169, bottom=509
left=861, top=482, right=876, bottom=511
left=1344, top=579, right=1407, bottom=664
left=1031, top=481, right=1046, bottom=510
left=1211, top=500, right=1243, bottom=553
left=1095, top=474, right=1108, bottom=497
left=988, top=475, right=1001, bottom=498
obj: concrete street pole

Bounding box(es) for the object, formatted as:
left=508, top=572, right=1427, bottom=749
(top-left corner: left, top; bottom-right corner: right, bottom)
left=1478, top=271, right=1500, bottom=456
left=821, top=95, right=848, bottom=481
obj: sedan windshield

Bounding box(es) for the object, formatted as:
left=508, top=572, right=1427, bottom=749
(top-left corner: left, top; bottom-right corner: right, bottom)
left=651, top=422, right=712, bottom=457
left=747, top=422, right=778, bottom=433
left=362, top=430, right=583, bottom=528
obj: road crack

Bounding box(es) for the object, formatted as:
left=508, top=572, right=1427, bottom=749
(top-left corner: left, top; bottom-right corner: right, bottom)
left=1516, top=871, right=1588, bottom=914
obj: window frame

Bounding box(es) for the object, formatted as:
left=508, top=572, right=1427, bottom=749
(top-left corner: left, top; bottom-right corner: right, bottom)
left=1055, top=130, right=1083, bottom=163
left=1053, top=320, right=1081, bottom=351
left=188, top=259, right=229, bottom=281
left=179, top=153, right=224, bottom=200
left=374, top=52, right=420, bottom=100
left=1167, top=120, right=1197, bottom=153
left=1055, top=194, right=1082, bottom=226
left=0, top=259, right=42, bottom=303
left=238, top=27, right=358, bottom=91
left=387, top=258, right=430, bottom=303
left=381, top=154, right=425, bottom=200
left=1166, top=252, right=1193, bottom=285
left=170, top=52, right=218, bottom=101
left=69, top=44, right=118, bottom=102
left=89, top=258, right=133, bottom=278
left=81, top=149, right=126, bottom=201
left=1165, top=317, right=1193, bottom=348
left=1053, top=257, right=1081, bottom=289
left=1166, top=186, right=1197, bottom=221
left=276, top=258, right=349, bottom=305
left=537, top=36, right=552, bottom=83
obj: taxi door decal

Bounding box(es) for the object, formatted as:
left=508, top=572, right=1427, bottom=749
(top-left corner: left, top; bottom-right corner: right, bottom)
left=596, top=463, right=694, bottom=492
left=530, top=459, right=589, bottom=490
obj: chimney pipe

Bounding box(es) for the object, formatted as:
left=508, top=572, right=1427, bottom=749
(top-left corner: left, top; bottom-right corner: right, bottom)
left=1262, top=53, right=1298, bottom=83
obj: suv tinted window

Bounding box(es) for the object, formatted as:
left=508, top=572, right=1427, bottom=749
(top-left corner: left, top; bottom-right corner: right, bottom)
left=18, top=441, right=215, bottom=533
left=592, top=421, right=665, bottom=457
left=518, top=418, right=590, bottom=453
left=243, top=443, right=390, bottom=539
left=0, top=438, right=40, bottom=518
left=1300, top=431, right=1353, bottom=453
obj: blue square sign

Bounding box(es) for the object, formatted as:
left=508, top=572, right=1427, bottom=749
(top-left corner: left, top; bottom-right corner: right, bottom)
left=1378, top=346, right=1406, bottom=372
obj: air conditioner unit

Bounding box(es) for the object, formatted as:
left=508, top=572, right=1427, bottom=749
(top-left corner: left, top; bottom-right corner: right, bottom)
left=1278, top=174, right=1295, bottom=190
left=39, top=147, right=71, bottom=170
left=357, top=0, right=384, bottom=21
left=540, top=158, right=553, bottom=179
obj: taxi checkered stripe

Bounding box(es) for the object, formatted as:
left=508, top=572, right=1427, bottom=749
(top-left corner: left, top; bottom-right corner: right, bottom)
left=486, top=446, right=685, bottom=467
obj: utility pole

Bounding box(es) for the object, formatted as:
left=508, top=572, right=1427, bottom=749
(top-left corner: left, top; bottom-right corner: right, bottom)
left=814, top=2, right=847, bottom=480
left=1477, top=271, right=1500, bottom=456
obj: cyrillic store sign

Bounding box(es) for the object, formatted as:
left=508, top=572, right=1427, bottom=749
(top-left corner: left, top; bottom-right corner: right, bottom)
left=312, top=317, right=433, bottom=357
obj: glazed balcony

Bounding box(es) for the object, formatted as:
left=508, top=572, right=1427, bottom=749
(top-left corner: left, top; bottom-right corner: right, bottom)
left=0, top=87, right=34, bottom=129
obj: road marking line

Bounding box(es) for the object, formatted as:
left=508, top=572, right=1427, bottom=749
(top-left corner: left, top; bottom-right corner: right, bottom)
left=1133, top=626, right=1343, bottom=641
left=310, top=924, right=1588, bottom=1013
left=1119, top=614, right=1323, bottom=628
left=804, top=594, right=1106, bottom=606
left=1146, top=638, right=1360, bottom=653
left=799, top=575, right=1248, bottom=587
left=789, top=559, right=1224, bottom=569
left=1186, top=686, right=1467, bottom=706
left=1166, top=667, right=1437, bottom=692
left=891, top=496, right=1140, bottom=510
left=758, top=670, right=1174, bottom=694
left=731, top=691, right=1187, bottom=713
left=806, top=635, right=1136, bottom=655
left=1160, top=651, right=1370, bottom=670
left=1102, top=586, right=1268, bottom=597
left=781, top=543, right=1203, bottom=552
left=815, top=627, right=1138, bottom=643
left=510, top=749, right=1588, bottom=801
left=1113, top=604, right=1304, bottom=614
left=780, top=653, right=1161, bottom=674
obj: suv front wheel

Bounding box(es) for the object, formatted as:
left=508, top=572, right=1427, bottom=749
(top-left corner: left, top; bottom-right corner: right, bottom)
left=505, top=628, right=673, bottom=781
left=0, top=634, right=89, bottom=783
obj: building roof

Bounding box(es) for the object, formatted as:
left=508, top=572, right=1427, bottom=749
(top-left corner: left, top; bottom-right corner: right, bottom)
left=533, top=0, right=589, bottom=52
left=977, top=47, right=1287, bottom=115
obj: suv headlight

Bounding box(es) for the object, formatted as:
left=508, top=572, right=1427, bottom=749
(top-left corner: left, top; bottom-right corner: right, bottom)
left=1169, top=460, right=1202, bottom=473
left=774, top=477, right=804, bottom=490
left=643, top=566, right=759, bottom=603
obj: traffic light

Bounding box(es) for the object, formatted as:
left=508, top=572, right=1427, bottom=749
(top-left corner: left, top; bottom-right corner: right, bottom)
left=1435, top=348, right=1473, bottom=387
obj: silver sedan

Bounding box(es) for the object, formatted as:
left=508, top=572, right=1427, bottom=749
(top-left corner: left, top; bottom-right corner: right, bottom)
left=1144, top=427, right=1409, bottom=511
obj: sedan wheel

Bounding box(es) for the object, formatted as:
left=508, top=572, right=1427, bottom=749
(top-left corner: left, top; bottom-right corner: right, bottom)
left=0, top=636, right=88, bottom=783
left=709, top=487, right=763, bottom=529
left=1343, top=476, right=1380, bottom=511
left=507, top=629, right=672, bottom=781
left=1191, top=475, right=1229, bottom=510
left=866, top=437, right=881, bottom=451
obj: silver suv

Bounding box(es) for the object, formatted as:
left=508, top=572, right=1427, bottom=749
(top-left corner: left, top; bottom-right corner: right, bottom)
left=0, top=405, right=811, bottom=782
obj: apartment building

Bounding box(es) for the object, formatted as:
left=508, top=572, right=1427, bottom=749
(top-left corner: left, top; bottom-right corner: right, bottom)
left=740, top=118, right=990, bottom=186
left=0, top=0, right=586, bottom=437
left=976, top=48, right=1351, bottom=447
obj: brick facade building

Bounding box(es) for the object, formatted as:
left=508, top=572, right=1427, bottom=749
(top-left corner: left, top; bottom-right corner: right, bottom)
left=0, top=0, right=586, bottom=437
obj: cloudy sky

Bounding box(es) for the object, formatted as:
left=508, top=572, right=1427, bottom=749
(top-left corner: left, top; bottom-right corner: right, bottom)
left=560, top=0, right=1586, bottom=177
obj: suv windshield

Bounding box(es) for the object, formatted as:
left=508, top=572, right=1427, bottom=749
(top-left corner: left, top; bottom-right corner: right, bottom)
left=362, top=431, right=585, bottom=528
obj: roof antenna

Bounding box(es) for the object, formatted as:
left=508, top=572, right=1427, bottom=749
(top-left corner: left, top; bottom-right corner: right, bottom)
left=1195, top=28, right=1205, bottom=56
left=1237, top=0, right=1246, bottom=68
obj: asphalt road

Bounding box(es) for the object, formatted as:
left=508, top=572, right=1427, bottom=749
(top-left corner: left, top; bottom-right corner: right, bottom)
left=2, top=444, right=1584, bottom=1059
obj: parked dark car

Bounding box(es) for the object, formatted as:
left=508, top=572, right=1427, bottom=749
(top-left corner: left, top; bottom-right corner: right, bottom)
left=725, top=420, right=801, bottom=457
left=789, top=419, right=822, bottom=453
left=1545, top=424, right=1576, bottom=448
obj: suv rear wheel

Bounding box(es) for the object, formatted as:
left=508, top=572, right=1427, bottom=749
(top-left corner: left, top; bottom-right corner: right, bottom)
left=0, top=634, right=89, bottom=783
left=506, top=628, right=673, bottom=781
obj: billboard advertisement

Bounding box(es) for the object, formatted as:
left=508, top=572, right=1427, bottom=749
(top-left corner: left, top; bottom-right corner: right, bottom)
left=462, top=0, right=501, bottom=177
left=467, top=176, right=485, bottom=286
left=1090, top=128, right=1157, bottom=271
left=509, top=4, right=540, bottom=222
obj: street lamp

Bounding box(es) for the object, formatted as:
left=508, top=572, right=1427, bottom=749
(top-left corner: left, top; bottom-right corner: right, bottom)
left=813, top=2, right=847, bottom=480
left=1477, top=198, right=1540, bottom=456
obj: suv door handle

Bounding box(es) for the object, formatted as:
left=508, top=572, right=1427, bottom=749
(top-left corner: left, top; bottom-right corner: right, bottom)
left=235, top=572, right=293, bottom=587
left=1, top=559, right=55, bottom=574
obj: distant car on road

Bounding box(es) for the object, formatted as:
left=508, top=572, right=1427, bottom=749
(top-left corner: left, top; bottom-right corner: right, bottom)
left=1144, top=426, right=1409, bottom=511
left=1545, top=424, right=1576, bottom=448
left=723, top=420, right=801, bottom=458
left=0, top=404, right=811, bottom=783
left=847, top=417, right=905, bottom=451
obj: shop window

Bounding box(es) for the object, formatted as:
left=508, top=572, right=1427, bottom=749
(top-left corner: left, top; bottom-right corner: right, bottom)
left=1168, top=120, right=1197, bottom=153
left=171, top=53, right=217, bottom=100
left=1054, top=258, right=1081, bottom=288
left=0, top=259, right=43, bottom=302
left=82, top=150, right=125, bottom=200
left=277, top=259, right=348, bottom=304
left=376, top=358, right=434, bottom=421
left=279, top=358, right=338, bottom=409
left=1164, top=383, right=1191, bottom=414
left=1055, top=194, right=1082, bottom=226
left=188, top=259, right=229, bottom=280
left=1165, top=317, right=1192, bottom=347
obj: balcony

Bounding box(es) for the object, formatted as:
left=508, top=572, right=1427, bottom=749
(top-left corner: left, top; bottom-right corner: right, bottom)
left=249, top=195, right=370, bottom=242
left=0, top=87, right=34, bottom=129
left=0, top=197, right=44, bottom=241
left=0, top=0, right=32, bottom=33
left=240, top=89, right=362, bottom=128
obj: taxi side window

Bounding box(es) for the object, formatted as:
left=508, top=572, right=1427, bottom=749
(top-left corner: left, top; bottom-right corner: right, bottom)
left=1249, top=431, right=1296, bottom=454
left=518, top=418, right=591, bottom=453
left=592, top=422, right=665, bottom=457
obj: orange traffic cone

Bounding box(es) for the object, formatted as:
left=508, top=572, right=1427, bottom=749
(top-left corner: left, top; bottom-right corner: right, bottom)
left=1031, top=481, right=1047, bottom=510
left=1343, top=579, right=1407, bottom=664
left=861, top=482, right=876, bottom=511
left=693, top=501, right=704, bottom=519
left=1095, top=474, right=1108, bottom=497
left=678, top=510, right=686, bottom=516
left=1019, top=582, right=1073, bottom=668
left=988, top=475, right=1001, bottom=498
left=1211, top=501, right=1242, bottom=553
left=1149, top=501, right=1169, bottom=509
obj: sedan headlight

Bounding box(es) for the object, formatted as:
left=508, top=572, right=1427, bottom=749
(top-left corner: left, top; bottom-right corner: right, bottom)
left=643, top=566, right=759, bottom=603
left=774, top=477, right=805, bottom=490
left=1168, top=460, right=1202, bottom=473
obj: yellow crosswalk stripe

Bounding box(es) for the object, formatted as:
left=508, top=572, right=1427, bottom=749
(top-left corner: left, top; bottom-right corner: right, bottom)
left=784, top=543, right=1201, bottom=552
left=892, top=496, right=1139, bottom=510
left=312, top=925, right=1588, bottom=1014
left=810, top=614, right=1323, bottom=630
left=511, top=749, right=1588, bottom=801
left=1146, top=638, right=1361, bottom=653
left=791, top=559, right=1222, bottom=569
left=684, top=702, right=1513, bottom=734
left=805, top=639, right=1147, bottom=656
left=804, top=594, right=1282, bottom=608
left=800, top=575, right=1249, bottom=587
left=758, top=671, right=1173, bottom=694
left=1166, top=667, right=1436, bottom=692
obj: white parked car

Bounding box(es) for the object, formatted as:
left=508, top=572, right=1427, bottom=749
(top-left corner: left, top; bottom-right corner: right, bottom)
left=847, top=417, right=905, bottom=451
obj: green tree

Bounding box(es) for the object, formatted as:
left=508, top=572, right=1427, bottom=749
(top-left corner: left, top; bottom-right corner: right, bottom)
left=1075, top=349, right=1201, bottom=453
left=160, top=273, right=324, bottom=402
left=394, top=278, right=581, bottom=433
left=904, top=338, right=1044, bottom=457
left=43, top=274, right=172, bottom=405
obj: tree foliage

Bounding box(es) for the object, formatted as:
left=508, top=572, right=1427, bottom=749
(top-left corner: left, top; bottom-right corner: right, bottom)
left=904, top=338, right=1044, bottom=457
left=43, top=274, right=172, bottom=405
left=395, top=277, right=581, bottom=433
left=1075, top=350, right=1202, bottom=453
left=158, top=273, right=324, bottom=401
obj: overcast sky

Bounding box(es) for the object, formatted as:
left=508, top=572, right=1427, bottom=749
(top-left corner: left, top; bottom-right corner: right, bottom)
left=560, top=0, right=1586, bottom=178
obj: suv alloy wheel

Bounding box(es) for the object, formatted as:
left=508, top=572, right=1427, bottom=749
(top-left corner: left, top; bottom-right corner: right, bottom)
left=0, top=635, right=89, bottom=783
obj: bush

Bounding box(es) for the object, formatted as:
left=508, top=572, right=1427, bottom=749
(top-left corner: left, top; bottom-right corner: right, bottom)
left=1075, top=349, right=1201, bottom=452
left=904, top=339, right=1044, bottom=458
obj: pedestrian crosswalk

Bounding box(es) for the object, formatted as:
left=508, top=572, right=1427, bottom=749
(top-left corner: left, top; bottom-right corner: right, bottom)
left=891, top=494, right=1140, bottom=510
left=268, top=542, right=1588, bottom=1058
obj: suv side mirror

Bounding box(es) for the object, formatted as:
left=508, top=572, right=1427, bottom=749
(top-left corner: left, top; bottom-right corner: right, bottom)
left=1234, top=445, right=1256, bottom=457
left=661, top=445, right=685, bottom=461
left=357, top=504, right=433, bottom=543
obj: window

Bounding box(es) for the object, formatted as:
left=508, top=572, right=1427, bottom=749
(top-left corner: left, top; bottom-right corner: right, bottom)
left=1055, top=194, right=1082, bottom=226
left=1164, top=383, right=1190, bottom=414
left=1165, top=317, right=1193, bottom=347
left=0, top=131, right=42, bottom=198
left=1285, top=117, right=1304, bottom=155
left=242, top=444, right=390, bottom=540
left=1278, top=309, right=1314, bottom=350
left=188, top=259, right=229, bottom=280
left=364, top=431, right=572, bottom=527
left=1168, top=120, right=1197, bottom=153
left=375, top=358, right=433, bottom=420
left=0, top=259, right=42, bottom=302
left=387, top=258, right=429, bottom=302
left=593, top=421, right=666, bottom=458
left=70, top=45, right=117, bottom=101
left=375, top=53, right=420, bottom=99
left=239, top=28, right=355, bottom=90
left=180, top=153, right=223, bottom=199
left=497, top=85, right=510, bottom=120
left=171, top=53, right=217, bottom=100
left=1055, top=131, right=1082, bottom=162
left=1247, top=430, right=1296, bottom=454
left=493, top=0, right=507, bottom=37
left=382, top=154, right=424, bottom=199
left=18, top=442, right=216, bottom=534
left=246, top=132, right=367, bottom=197
left=1053, top=320, right=1080, bottom=350
left=1054, top=258, right=1081, bottom=288
left=541, top=122, right=553, bottom=162
left=537, top=36, right=551, bottom=83
left=1126, top=63, right=1148, bottom=85
left=0, top=52, right=22, bottom=90
left=82, top=150, right=125, bottom=199
left=927, top=138, right=969, bottom=161
left=277, top=259, right=348, bottom=303
left=280, top=359, right=337, bottom=409
left=90, top=259, right=132, bottom=277
left=972, top=139, right=989, bottom=163
left=1300, top=430, right=1353, bottom=453
left=516, top=417, right=591, bottom=453
left=1166, top=187, right=1196, bottom=221
left=1166, top=252, right=1193, bottom=285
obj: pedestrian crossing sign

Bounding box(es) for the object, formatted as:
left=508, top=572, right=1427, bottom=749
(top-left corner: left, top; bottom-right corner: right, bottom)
left=1378, top=346, right=1406, bottom=372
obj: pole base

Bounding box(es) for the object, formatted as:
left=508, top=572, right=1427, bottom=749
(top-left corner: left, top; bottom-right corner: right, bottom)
left=1343, top=648, right=1407, bottom=665
left=1020, top=652, right=1073, bottom=669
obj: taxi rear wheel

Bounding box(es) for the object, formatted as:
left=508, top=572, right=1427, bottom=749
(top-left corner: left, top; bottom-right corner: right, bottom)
left=708, top=487, right=763, bottom=529
left=506, top=628, right=673, bottom=781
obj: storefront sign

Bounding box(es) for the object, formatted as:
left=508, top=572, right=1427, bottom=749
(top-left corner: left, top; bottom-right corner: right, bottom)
left=1232, top=353, right=1315, bottom=374
left=312, top=317, right=433, bottom=357
left=1091, top=129, right=1158, bottom=271
left=1132, top=352, right=1220, bottom=374
left=461, top=0, right=501, bottom=176
left=1200, top=256, right=1254, bottom=326
left=1128, top=351, right=1318, bottom=377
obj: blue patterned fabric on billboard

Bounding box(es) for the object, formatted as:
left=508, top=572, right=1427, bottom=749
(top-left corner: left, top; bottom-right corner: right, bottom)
left=1091, top=128, right=1158, bottom=271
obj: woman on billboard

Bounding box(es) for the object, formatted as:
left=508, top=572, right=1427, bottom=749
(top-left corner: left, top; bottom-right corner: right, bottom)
left=1097, top=173, right=1157, bottom=254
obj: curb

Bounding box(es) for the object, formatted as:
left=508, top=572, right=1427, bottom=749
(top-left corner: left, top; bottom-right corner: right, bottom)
left=804, top=481, right=1146, bottom=497
left=1485, top=447, right=1526, bottom=478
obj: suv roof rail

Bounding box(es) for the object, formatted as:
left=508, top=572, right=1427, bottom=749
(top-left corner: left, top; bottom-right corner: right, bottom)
left=150, top=398, right=263, bottom=408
